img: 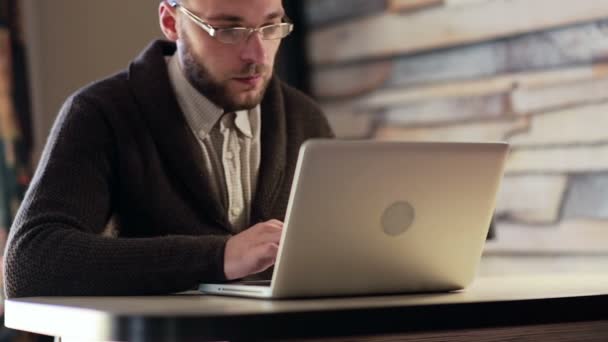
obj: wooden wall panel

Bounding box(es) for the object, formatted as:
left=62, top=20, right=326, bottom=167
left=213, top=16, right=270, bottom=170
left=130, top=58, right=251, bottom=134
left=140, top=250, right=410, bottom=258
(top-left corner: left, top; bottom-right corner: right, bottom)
left=313, top=20, right=608, bottom=99
left=496, top=175, right=568, bottom=224
left=305, top=0, right=608, bottom=252
left=563, top=173, right=608, bottom=220
left=305, top=0, right=386, bottom=28
left=309, top=0, right=608, bottom=65
left=375, top=117, right=528, bottom=142
left=507, top=145, right=608, bottom=173
left=485, top=220, right=608, bottom=253
left=509, top=103, right=608, bottom=146
left=312, top=61, right=393, bottom=99
left=388, top=0, right=443, bottom=13
left=512, top=77, right=608, bottom=114
left=322, top=104, right=376, bottom=138
left=383, top=94, right=508, bottom=125
left=327, top=63, right=607, bottom=112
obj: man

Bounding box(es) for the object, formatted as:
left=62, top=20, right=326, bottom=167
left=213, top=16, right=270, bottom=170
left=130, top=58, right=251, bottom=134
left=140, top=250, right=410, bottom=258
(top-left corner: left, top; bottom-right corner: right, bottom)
left=3, top=0, right=333, bottom=298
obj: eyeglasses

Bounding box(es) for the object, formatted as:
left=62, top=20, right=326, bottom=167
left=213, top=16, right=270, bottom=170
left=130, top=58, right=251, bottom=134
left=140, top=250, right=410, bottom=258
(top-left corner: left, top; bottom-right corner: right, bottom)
left=167, top=0, right=294, bottom=45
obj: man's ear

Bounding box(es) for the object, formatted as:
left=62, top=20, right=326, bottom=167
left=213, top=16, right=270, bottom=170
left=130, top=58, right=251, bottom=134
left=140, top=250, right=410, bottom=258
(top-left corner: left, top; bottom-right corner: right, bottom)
left=159, top=1, right=179, bottom=41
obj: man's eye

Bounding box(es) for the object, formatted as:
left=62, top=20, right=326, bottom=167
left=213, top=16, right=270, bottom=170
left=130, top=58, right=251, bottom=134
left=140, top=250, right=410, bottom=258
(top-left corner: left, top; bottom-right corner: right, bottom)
left=263, top=26, right=280, bottom=34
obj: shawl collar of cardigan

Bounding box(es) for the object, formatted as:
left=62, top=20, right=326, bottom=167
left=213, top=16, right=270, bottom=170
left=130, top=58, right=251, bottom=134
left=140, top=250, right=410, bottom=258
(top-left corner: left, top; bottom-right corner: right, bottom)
left=127, top=40, right=287, bottom=230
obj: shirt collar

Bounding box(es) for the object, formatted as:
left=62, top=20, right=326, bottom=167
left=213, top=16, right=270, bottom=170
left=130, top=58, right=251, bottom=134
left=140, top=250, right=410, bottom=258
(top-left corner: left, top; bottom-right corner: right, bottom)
left=234, top=110, right=253, bottom=138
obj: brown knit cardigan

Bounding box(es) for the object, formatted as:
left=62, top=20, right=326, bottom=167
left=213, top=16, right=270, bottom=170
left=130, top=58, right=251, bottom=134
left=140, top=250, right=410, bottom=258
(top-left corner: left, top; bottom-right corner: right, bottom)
left=3, top=40, right=333, bottom=298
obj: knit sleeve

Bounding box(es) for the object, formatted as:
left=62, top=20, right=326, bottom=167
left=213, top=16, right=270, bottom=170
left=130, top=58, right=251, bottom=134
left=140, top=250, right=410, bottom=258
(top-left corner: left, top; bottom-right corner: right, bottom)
left=3, top=95, right=228, bottom=298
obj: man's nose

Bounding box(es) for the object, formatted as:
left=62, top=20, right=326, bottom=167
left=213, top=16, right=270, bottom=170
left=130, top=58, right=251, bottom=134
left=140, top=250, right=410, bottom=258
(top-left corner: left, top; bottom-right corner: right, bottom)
left=240, top=31, right=266, bottom=65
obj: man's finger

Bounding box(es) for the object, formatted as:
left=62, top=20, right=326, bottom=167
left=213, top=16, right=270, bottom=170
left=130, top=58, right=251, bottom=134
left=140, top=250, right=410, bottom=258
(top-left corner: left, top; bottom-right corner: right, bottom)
left=252, top=229, right=283, bottom=246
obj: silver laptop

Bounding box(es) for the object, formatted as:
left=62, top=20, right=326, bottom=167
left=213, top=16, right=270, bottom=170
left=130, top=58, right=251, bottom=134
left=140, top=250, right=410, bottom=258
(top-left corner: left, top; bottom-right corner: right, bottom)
left=199, top=140, right=509, bottom=299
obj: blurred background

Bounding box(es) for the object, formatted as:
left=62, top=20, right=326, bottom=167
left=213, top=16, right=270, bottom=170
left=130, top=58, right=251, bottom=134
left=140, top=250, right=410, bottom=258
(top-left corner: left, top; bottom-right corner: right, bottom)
left=1, top=0, right=608, bottom=340
left=306, top=0, right=608, bottom=257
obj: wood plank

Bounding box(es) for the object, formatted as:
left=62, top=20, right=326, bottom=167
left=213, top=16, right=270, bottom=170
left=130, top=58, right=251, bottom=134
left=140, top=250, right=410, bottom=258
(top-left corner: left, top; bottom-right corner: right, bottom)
left=374, top=117, right=528, bottom=142
left=484, top=219, right=608, bottom=254
left=312, top=61, right=393, bottom=100
left=444, top=0, right=489, bottom=7
left=388, top=20, right=608, bottom=86
left=495, top=175, right=568, bottom=224
left=512, top=77, right=608, bottom=114
left=304, top=0, right=386, bottom=28
left=563, top=173, right=608, bottom=220
left=322, top=104, right=376, bottom=138
left=304, top=0, right=542, bottom=29
left=517, top=63, right=608, bottom=88
left=388, top=0, right=443, bottom=13
left=348, top=63, right=608, bottom=109
left=315, top=43, right=500, bottom=96
left=389, top=0, right=491, bottom=13
left=480, top=256, right=608, bottom=277
left=506, top=144, right=608, bottom=173
left=360, top=75, right=512, bottom=108
left=313, top=20, right=608, bottom=97
left=309, top=0, right=608, bottom=65
left=508, top=102, right=608, bottom=146
left=383, top=93, right=509, bottom=125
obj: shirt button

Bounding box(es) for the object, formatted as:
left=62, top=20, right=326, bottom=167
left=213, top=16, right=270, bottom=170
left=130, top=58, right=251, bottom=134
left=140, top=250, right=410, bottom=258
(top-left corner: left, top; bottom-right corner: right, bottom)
left=225, top=152, right=233, bottom=160
left=231, top=208, right=239, bottom=216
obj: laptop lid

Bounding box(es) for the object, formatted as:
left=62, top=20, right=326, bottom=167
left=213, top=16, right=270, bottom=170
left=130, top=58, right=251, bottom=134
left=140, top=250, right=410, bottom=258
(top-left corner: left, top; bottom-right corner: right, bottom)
left=201, top=140, right=509, bottom=299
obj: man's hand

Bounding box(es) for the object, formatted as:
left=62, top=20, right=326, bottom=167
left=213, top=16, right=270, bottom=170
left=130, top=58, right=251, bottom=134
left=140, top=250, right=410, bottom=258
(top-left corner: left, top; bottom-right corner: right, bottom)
left=224, top=219, right=283, bottom=280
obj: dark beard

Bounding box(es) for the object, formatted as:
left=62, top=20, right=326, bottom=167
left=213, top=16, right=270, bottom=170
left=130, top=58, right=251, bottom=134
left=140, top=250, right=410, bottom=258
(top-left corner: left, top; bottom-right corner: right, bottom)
left=179, top=37, right=271, bottom=112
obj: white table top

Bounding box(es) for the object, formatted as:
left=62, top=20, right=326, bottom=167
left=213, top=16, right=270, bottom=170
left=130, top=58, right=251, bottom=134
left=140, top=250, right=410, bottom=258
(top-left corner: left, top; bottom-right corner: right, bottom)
left=6, top=273, right=608, bottom=340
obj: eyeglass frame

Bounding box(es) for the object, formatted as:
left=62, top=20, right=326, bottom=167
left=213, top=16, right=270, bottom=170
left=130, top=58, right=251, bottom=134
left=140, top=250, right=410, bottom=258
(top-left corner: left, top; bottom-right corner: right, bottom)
left=166, top=0, right=294, bottom=44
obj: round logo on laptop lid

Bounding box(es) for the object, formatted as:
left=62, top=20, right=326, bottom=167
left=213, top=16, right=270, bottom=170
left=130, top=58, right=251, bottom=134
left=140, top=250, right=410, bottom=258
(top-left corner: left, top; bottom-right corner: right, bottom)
left=381, top=201, right=415, bottom=236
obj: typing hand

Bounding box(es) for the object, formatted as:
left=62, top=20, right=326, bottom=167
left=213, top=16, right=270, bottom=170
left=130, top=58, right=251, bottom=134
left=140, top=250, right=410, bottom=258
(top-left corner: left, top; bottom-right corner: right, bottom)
left=224, top=219, right=283, bottom=280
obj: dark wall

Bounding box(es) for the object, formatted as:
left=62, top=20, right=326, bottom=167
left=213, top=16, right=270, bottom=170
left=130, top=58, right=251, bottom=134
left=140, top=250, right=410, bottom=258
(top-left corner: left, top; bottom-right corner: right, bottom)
left=276, top=1, right=311, bottom=95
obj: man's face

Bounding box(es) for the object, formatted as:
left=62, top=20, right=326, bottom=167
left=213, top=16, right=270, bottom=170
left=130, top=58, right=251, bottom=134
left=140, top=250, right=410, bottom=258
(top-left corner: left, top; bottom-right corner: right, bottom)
left=175, top=0, right=284, bottom=111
